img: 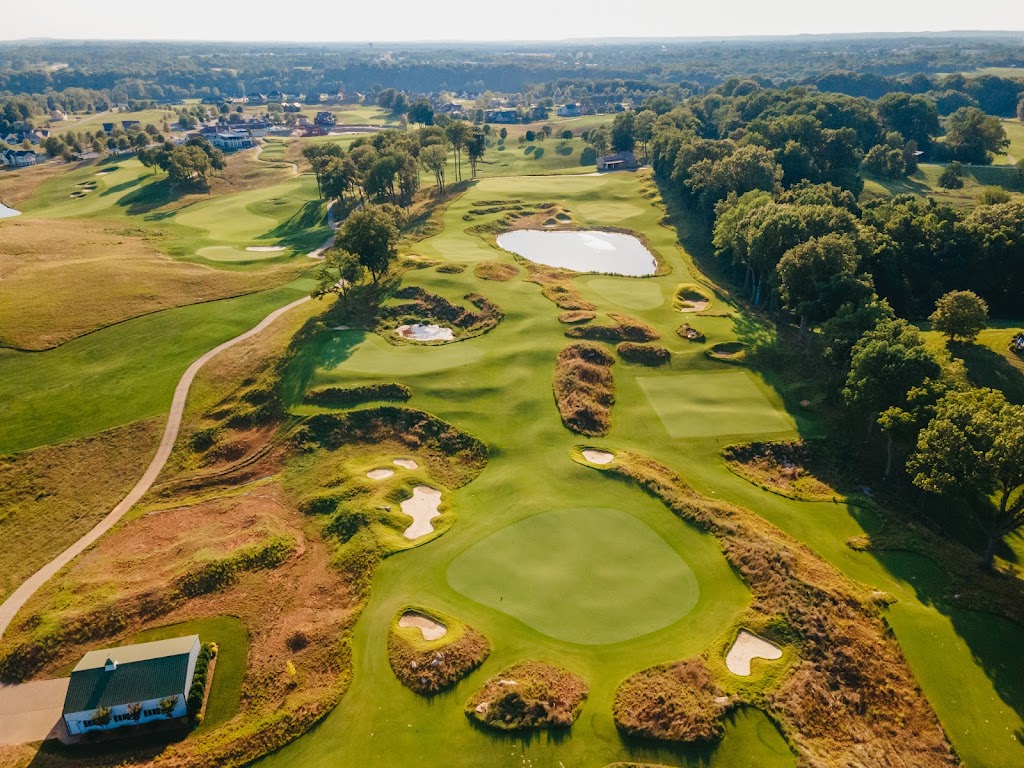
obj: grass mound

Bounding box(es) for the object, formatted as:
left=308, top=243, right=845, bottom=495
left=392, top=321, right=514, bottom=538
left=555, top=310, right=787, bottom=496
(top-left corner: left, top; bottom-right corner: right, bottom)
left=305, top=383, right=411, bottom=408
left=613, top=658, right=727, bottom=743
left=722, top=441, right=845, bottom=502
left=465, top=661, right=588, bottom=731
left=566, top=313, right=661, bottom=343
left=435, top=263, right=466, bottom=274
left=525, top=267, right=597, bottom=311
left=377, top=287, right=503, bottom=342
left=559, top=310, right=596, bottom=324
left=677, top=323, right=705, bottom=342
left=674, top=283, right=712, bottom=312
left=388, top=608, right=491, bottom=695
left=474, top=261, right=520, bottom=281
left=617, top=342, right=670, bottom=366
left=554, top=342, right=615, bottom=437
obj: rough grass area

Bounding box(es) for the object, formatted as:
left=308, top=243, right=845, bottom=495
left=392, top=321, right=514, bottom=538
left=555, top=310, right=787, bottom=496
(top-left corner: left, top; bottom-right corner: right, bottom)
left=377, top=287, right=503, bottom=343
left=435, top=263, right=466, bottom=274
left=565, top=312, right=660, bottom=342
left=559, top=310, right=596, bottom=324
left=524, top=267, right=597, bottom=311
left=465, top=662, right=588, bottom=731
left=0, top=218, right=302, bottom=350
left=0, top=418, right=162, bottom=603
left=473, top=261, right=520, bottom=281
left=617, top=342, right=670, bottom=366
left=614, top=659, right=727, bottom=743
left=722, top=441, right=846, bottom=502
left=305, top=383, right=411, bottom=408
left=387, top=608, right=491, bottom=695
left=553, top=342, right=615, bottom=437
left=593, top=452, right=956, bottom=767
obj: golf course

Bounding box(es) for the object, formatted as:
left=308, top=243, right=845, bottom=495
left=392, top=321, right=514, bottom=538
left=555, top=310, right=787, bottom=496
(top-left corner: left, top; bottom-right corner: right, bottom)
left=2, top=114, right=1023, bottom=768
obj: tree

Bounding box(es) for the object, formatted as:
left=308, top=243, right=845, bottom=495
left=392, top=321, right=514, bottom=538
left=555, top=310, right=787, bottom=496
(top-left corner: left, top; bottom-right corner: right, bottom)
left=977, top=186, right=1011, bottom=205
left=445, top=120, right=471, bottom=182
left=419, top=144, right=447, bottom=195
left=862, top=143, right=906, bottom=178
left=610, top=111, right=635, bottom=153
left=525, top=130, right=536, bottom=143
left=944, top=107, right=1009, bottom=164
left=633, top=109, right=657, bottom=161
left=908, top=388, right=1024, bottom=569
left=499, top=127, right=508, bottom=141
left=335, top=204, right=402, bottom=284
left=407, top=98, right=434, bottom=126
left=843, top=318, right=943, bottom=438
left=876, top=92, right=939, bottom=148
left=929, top=290, right=988, bottom=343
left=91, top=705, right=112, bottom=727
left=159, top=696, right=178, bottom=718
left=465, top=131, right=486, bottom=178
left=560, top=129, right=573, bottom=140
left=937, top=161, right=964, bottom=189
left=314, top=249, right=366, bottom=312
left=777, top=234, right=872, bottom=331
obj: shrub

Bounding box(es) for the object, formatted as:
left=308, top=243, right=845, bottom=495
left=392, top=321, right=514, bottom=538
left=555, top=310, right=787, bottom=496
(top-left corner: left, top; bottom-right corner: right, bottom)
left=177, top=536, right=296, bottom=597
left=938, top=162, right=964, bottom=189
left=305, top=383, right=411, bottom=408
left=581, top=146, right=597, bottom=165
left=613, top=659, right=726, bottom=743
left=466, top=662, right=588, bottom=730
left=977, top=186, right=1011, bottom=205
left=617, top=342, right=670, bottom=366
left=435, top=263, right=466, bottom=273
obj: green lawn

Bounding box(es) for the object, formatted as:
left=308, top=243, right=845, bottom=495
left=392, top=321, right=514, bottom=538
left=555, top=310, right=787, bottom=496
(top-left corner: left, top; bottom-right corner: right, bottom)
left=131, top=615, right=249, bottom=733
left=585, top=276, right=667, bottom=309
left=638, top=372, right=795, bottom=438
left=447, top=507, right=713, bottom=645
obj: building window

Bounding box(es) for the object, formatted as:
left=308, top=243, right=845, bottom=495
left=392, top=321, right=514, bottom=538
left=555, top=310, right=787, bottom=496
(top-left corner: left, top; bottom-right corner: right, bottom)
left=82, top=719, right=94, bottom=727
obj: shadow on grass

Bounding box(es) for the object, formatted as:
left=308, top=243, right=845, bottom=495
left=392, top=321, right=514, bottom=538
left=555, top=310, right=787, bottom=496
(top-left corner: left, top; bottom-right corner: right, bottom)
left=949, top=340, right=1024, bottom=404
left=29, top=726, right=186, bottom=768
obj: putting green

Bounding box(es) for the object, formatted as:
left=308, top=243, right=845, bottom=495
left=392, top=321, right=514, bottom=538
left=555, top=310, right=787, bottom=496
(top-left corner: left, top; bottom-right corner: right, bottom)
left=586, top=277, right=665, bottom=309
left=446, top=507, right=700, bottom=645
left=639, top=372, right=795, bottom=438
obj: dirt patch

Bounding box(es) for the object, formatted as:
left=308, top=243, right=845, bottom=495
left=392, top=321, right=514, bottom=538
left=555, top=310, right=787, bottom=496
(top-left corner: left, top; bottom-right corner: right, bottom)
left=614, top=658, right=727, bottom=743
left=726, top=630, right=783, bottom=676
left=466, top=661, right=588, bottom=730
left=474, top=261, right=520, bottom=282
left=554, top=343, right=615, bottom=437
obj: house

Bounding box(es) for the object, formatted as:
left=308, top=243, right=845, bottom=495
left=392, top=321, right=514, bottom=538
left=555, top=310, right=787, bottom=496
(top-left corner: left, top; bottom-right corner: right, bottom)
left=102, top=123, right=117, bottom=134
left=227, top=120, right=269, bottom=138
left=62, top=636, right=200, bottom=736
left=314, top=111, right=337, bottom=126
left=484, top=109, right=519, bottom=124
left=437, top=102, right=462, bottom=115
left=303, top=125, right=328, bottom=137
left=528, top=105, right=550, bottom=122
left=282, top=103, right=303, bottom=113
left=121, top=120, right=141, bottom=132
left=247, top=92, right=267, bottom=104
left=2, top=149, right=39, bottom=167
left=557, top=103, right=582, bottom=117
left=50, top=109, right=67, bottom=122
left=210, top=131, right=254, bottom=150
left=296, top=116, right=310, bottom=127
left=267, top=91, right=286, bottom=103
left=597, top=151, right=638, bottom=172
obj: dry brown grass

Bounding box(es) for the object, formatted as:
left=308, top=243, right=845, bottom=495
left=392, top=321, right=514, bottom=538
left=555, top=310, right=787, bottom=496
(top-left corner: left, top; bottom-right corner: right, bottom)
left=602, top=452, right=957, bottom=768
left=473, top=260, right=520, bottom=281
left=465, top=661, right=588, bottom=731
left=558, top=310, right=596, bottom=324
left=208, top=147, right=295, bottom=194
left=722, top=441, right=846, bottom=503
left=0, top=162, right=70, bottom=208
left=0, top=418, right=163, bottom=603
left=614, top=659, right=726, bottom=743
left=0, top=218, right=304, bottom=350
left=616, top=342, right=670, bottom=366
left=565, top=313, right=661, bottom=343
left=553, top=342, right=615, bottom=437
left=388, top=611, right=491, bottom=695
left=524, top=266, right=597, bottom=311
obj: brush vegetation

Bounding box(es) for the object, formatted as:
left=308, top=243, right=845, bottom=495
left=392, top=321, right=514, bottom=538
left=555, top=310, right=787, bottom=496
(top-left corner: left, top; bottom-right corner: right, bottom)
left=553, top=342, right=615, bottom=437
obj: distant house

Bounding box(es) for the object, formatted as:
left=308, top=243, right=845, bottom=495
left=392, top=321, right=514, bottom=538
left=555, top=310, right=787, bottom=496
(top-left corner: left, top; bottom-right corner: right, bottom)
left=597, top=151, right=638, bottom=172
left=50, top=109, right=67, bottom=122
left=282, top=103, right=303, bottom=113
left=247, top=92, right=267, bottom=104
left=485, top=109, right=519, bottom=124
left=2, top=149, right=39, bottom=167
left=314, top=111, right=337, bottom=126
left=303, top=125, right=328, bottom=137
left=557, top=103, right=582, bottom=118
left=62, top=636, right=200, bottom=736
left=121, top=120, right=141, bottom=131
left=211, top=131, right=254, bottom=150
left=102, top=123, right=116, bottom=134
left=227, top=120, right=269, bottom=138
left=528, top=105, right=550, bottom=122
left=267, top=91, right=286, bottom=103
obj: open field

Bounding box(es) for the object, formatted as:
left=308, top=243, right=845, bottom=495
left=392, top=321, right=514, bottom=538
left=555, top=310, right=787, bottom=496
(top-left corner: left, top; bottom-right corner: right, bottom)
left=994, top=119, right=1024, bottom=165
left=862, top=162, right=1024, bottom=208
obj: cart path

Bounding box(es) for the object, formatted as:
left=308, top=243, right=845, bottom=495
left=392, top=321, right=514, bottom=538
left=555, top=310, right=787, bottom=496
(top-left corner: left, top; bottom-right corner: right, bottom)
left=0, top=294, right=312, bottom=640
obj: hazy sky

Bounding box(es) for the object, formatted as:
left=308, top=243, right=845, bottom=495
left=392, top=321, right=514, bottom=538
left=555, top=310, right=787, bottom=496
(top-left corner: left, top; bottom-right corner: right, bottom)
left=6, top=0, right=1024, bottom=42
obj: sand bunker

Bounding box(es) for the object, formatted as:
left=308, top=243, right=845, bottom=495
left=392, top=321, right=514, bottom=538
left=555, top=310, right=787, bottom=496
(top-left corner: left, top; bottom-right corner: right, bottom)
left=397, top=324, right=455, bottom=342
left=582, top=449, right=615, bottom=465
left=69, top=191, right=87, bottom=198
left=0, top=203, right=22, bottom=218
left=95, top=168, right=117, bottom=175
left=678, top=300, right=709, bottom=313
left=726, top=630, right=782, bottom=676
left=367, top=468, right=395, bottom=480
left=401, top=486, right=443, bottom=540
left=399, top=611, right=448, bottom=641
left=394, top=458, right=418, bottom=469
left=246, top=246, right=286, bottom=252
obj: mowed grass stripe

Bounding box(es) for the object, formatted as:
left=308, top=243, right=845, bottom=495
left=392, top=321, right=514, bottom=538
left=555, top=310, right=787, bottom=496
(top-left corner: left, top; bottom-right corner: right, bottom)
left=639, top=372, right=795, bottom=438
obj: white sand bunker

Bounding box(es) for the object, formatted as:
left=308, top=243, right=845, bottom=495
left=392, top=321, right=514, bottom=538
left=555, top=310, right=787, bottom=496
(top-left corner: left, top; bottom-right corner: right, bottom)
left=582, top=449, right=615, bottom=465
left=246, top=246, right=286, bottom=252
left=397, top=323, right=454, bottom=342
left=726, top=630, right=783, bottom=676
left=399, top=611, right=448, bottom=641
left=367, top=468, right=395, bottom=480
left=0, top=202, right=21, bottom=219
left=394, top=458, right=418, bottom=470
left=96, top=168, right=116, bottom=175
left=678, top=300, right=710, bottom=313
left=401, top=485, right=443, bottom=540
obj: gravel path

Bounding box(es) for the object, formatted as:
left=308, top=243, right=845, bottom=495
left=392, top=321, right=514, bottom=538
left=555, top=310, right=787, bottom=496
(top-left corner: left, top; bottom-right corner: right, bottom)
left=0, top=294, right=311, bottom=640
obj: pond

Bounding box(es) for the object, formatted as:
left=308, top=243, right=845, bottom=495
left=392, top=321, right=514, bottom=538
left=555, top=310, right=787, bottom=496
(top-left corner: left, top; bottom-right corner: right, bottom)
left=496, top=229, right=657, bottom=277
left=0, top=202, right=21, bottom=219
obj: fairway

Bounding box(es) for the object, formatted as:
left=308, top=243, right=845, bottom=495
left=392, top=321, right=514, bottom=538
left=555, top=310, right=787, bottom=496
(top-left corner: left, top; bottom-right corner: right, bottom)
left=447, top=507, right=700, bottom=645
left=639, top=372, right=795, bottom=438
left=309, top=329, right=486, bottom=378
left=585, top=276, right=666, bottom=309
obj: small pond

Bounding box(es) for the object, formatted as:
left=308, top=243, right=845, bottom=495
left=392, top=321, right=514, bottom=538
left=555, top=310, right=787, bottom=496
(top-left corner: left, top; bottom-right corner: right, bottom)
left=496, top=229, right=657, bottom=277
left=0, top=202, right=21, bottom=219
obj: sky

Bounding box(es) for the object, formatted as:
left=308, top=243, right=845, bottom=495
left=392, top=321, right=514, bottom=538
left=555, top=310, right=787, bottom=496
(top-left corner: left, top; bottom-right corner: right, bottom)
left=5, top=0, right=1024, bottom=42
